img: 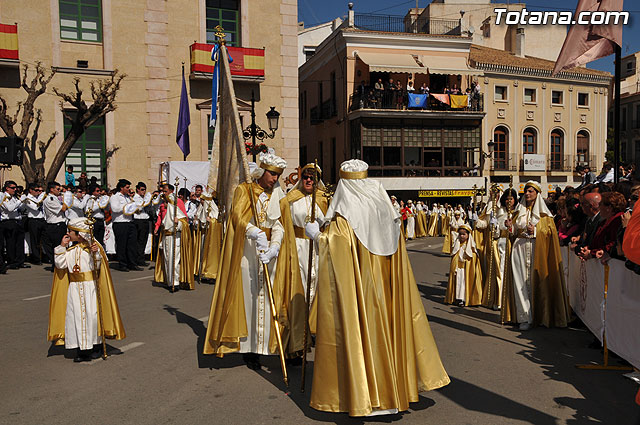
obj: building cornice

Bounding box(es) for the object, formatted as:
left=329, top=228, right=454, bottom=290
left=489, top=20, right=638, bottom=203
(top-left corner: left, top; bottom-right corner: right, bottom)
left=475, top=63, right=611, bottom=85
left=342, top=31, right=472, bottom=53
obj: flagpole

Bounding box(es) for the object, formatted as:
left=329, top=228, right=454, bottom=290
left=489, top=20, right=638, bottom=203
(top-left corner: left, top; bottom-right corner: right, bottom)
left=182, top=62, right=187, bottom=162
left=614, top=44, right=621, bottom=184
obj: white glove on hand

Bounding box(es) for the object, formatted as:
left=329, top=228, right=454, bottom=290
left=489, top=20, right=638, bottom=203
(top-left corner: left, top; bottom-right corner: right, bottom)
left=489, top=216, right=498, bottom=227
left=259, top=244, right=280, bottom=264
left=247, top=226, right=269, bottom=251
left=305, top=221, right=321, bottom=241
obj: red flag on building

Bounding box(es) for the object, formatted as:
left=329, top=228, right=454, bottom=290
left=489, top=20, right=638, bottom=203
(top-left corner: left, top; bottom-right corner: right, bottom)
left=552, top=0, right=624, bottom=76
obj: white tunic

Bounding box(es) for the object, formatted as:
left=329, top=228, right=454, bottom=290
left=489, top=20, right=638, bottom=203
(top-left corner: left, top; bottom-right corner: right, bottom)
left=511, top=208, right=538, bottom=324
left=290, top=195, right=326, bottom=303
left=406, top=207, right=416, bottom=239
left=240, top=191, right=285, bottom=355
left=54, top=244, right=101, bottom=350
left=160, top=195, right=187, bottom=287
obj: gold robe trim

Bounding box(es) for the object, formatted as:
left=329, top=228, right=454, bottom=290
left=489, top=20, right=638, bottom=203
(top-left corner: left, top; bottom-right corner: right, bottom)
left=310, top=216, right=450, bottom=416
left=47, top=245, right=126, bottom=345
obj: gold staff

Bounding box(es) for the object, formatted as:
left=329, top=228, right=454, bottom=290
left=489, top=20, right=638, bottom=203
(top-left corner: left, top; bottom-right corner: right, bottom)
left=85, top=208, right=108, bottom=359
left=301, top=159, right=318, bottom=393
left=245, top=181, right=289, bottom=388
left=170, top=176, right=180, bottom=292
left=485, top=184, right=499, bottom=307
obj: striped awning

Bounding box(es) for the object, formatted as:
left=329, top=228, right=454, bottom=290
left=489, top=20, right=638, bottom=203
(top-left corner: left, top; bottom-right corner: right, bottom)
left=356, top=52, right=428, bottom=74
left=0, top=23, right=18, bottom=60
left=190, top=43, right=264, bottom=78
left=419, top=55, right=482, bottom=76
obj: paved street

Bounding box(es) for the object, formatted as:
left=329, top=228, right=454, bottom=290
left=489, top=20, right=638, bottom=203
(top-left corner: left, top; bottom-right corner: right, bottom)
left=1, top=237, right=638, bottom=425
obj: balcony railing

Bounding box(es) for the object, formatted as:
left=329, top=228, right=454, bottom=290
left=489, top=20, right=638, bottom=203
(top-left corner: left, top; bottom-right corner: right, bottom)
left=354, top=13, right=461, bottom=36
left=548, top=154, right=573, bottom=172
left=350, top=87, right=483, bottom=113
left=490, top=153, right=517, bottom=171
left=0, top=23, right=19, bottom=61
left=190, top=43, right=264, bottom=80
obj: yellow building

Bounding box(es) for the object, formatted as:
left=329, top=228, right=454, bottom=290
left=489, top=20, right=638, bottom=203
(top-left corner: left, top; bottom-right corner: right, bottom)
left=470, top=44, right=611, bottom=191
left=299, top=4, right=611, bottom=199
left=0, top=0, right=298, bottom=187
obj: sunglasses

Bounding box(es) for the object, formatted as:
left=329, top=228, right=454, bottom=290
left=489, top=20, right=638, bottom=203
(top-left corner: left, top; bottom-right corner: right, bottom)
left=7, top=186, right=17, bottom=190
left=302, top=175, right=315, bottom=181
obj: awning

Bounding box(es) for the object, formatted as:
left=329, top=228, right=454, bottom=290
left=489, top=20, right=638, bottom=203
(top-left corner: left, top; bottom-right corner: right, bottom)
left=356, top=52, right=428, bottom=74
left=419, top=55, right=482, bottom=76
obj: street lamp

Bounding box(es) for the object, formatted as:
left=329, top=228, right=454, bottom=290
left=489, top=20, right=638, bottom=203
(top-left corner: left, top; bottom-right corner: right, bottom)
left=477, top=140, right=495, bottom=175
left=242, top=90, right=280, bottom=161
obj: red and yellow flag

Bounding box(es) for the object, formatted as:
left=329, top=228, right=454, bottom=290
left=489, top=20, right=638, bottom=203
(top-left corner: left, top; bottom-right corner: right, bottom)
left=0, top=23, right=18, bottom=60
left=190, top=43, right=264, bottom=77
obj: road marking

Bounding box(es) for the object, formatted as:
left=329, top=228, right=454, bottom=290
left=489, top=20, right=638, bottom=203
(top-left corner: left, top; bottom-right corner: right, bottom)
left=127, top=275, right=155, bottom=282
left=23, top=294, right=51, bottom=301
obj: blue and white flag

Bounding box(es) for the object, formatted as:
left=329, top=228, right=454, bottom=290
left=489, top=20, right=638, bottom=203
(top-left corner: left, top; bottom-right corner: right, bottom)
left=209, top=44, right=233, bottom=128
left=407, top=93, right=428, bottom=108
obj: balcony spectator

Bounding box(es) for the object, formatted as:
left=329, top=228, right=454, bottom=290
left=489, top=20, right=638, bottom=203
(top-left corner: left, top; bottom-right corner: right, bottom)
left=420, top=82, right=429, bottom=94
left=580, top=191, right=626, bottom=262
left=385, top=78, right=395, bottom=108
left=451, top=83, right=460, bottom=95
left=374, top=78, right=384, bottom=106
left=395, top=80, right=404, bottom=109
left=407, top=80, right=415, bottom=93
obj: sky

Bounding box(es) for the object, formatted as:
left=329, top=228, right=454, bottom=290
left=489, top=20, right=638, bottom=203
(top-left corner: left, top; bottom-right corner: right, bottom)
left=297, top=0, right=640, bottom=74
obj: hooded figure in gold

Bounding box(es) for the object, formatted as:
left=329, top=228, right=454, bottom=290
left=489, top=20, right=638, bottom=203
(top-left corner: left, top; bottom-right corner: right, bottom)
left=445, top=224, right=483, bottom=306
left=48, top=217, right=125, bottom=362
left=203, top=152, right=288, bottom=371
left=507, top=181, right=570, bottom=330
left=304, top=159, right=450, bottom=417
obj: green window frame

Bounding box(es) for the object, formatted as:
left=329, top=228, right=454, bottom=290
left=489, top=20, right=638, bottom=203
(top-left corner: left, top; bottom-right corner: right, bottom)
left=206, top=0, right=239, bottom=46
left=59, top=0, right=102, bottom=42
left=64, top=113, right=106, bottom=185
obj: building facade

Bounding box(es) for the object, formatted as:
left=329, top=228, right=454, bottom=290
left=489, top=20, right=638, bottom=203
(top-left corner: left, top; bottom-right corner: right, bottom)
left=618, top=51, right=640, bottom=169
left=0, top=0, right=298, bottom=187
left=299, top=5, right=611, bottom=200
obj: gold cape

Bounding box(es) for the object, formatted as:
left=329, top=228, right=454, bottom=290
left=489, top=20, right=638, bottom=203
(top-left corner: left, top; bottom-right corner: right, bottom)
left=310, top=216, right=450, bottom=416
left=530, top=216, right=571, bottom=327
left=415, top=211, right=427, bottom=238
left=200, top=219, right=223, bottom=280
left=153, top=218, right=196, bottom=290
left=472, top=227, right=488, bottom=278
left=426, top=212, right=438, bottom=237
left=272, top=188, right=328, bottom=356
left=442, top=217, right=453, bottom=255
left=481, top=236, right=501, bottom=308
left=445, top=248, right=483, bottom=306
left=500, top=233, right=518, bottom=324
left=203, top=182, right=288, bottom=355
left=47, top=244, right=126, bottom=345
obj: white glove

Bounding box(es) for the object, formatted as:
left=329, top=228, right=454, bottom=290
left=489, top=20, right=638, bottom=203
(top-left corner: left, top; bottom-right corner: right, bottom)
left=305, top=221, right=321, bottom=241
left=489, top=217, right=498, bottom=227
left=259, top=244, right=280, bottom=264
left=246, top=226, right=269, bottom=252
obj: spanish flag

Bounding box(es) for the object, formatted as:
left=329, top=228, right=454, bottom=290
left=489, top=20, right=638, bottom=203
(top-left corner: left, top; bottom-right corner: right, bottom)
left=0, top=23, right=18, bottom=60
left=191, top=43, right=264, bottom=77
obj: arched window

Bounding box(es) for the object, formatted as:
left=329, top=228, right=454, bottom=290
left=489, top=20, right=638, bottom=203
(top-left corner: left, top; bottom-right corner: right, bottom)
left=577, top=130, right=590, bottom=167
left=493, top=126, right=509, bottom=170
left=550, top=129, right=564, bottom=171
left=523, top=127, right=537, bottom=154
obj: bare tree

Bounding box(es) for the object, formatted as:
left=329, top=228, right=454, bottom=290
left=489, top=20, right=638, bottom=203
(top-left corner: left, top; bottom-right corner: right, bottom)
left=0, top=62, right=125, bottom=185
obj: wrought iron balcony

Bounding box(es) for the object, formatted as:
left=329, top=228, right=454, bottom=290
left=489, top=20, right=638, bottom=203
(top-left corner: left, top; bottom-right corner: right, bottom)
left=354, top=13, right=461, bottom=36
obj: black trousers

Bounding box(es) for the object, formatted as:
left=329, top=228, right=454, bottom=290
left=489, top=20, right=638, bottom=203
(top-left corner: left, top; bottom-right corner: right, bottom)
left=28, top=218, right=46, bottom=263
left=112, top=221, right=138, bottom=268
left=43, top=222, right=67, bottom=265
left=93, top=219, right=105, bottom=248
left=0, top=219, right=24, bottom=267
left=134, top=219, right=150, bottom=265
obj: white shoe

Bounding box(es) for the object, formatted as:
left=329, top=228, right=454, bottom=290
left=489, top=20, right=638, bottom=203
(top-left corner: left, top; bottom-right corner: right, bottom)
left=519, top=323, right=531, bottom=331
